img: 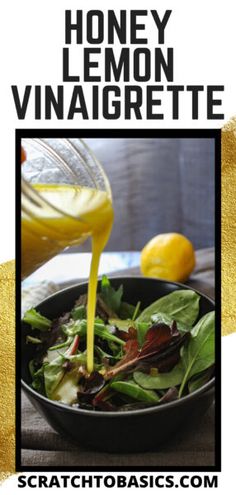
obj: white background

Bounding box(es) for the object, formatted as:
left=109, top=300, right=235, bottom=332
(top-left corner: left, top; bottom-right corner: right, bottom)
left=0, top=0, right=236, bottom=262
left=1, top=0, right=236, bottom=493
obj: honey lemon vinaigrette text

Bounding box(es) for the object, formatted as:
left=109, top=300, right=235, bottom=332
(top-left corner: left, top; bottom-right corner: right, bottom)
left=22, top=183, right=114, bottom=373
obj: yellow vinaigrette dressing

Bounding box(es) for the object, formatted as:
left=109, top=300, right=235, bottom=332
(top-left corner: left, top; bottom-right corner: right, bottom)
left=22, top=183, right=114, bottom=373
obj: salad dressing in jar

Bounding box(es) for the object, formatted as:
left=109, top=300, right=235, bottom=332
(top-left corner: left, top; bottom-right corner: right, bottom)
left=22, top=139, right=114, bottom=373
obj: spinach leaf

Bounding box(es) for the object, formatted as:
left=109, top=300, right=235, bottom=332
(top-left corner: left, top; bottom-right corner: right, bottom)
left=23, top=308, right=51, bottom=331
left=137, top=290, right=200, bottom=331
left=133, top=361, right=184, bottom=390
left=100, top=275, right=123, bottom=313
left=188, top=366, right=214, bottom=393
left=110, top=379, right=160, bottom=403
left=179, top=311, right=215, bottom=397
left=151, top=312, right=177, bottom=326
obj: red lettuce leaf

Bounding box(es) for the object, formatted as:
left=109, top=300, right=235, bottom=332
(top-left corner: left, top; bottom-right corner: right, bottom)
left=92, top=383, right=117, bottom=409
left=139, top=323, right=178, bottom=359
left=106, top=322, right=189, bottom=378
left=106, top=339, right=139, bottom=378
left=116, top=326, right=137, bottom=341
left=159, top=387, right=178, bottom=404
left=78, top=371, right=105, bottom=396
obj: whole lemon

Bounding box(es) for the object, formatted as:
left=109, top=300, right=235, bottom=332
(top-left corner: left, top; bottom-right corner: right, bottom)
left=140, top=233, right=196, bottom=282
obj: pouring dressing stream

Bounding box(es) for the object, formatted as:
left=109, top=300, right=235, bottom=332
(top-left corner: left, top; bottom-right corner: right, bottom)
left=21, top=140, right=114, bottom=373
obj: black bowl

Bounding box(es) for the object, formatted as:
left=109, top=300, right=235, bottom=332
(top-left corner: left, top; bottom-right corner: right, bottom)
left=21, top=277, right=215, bottom=453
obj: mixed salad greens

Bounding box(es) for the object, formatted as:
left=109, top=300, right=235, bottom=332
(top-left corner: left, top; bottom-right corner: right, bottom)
left=23, top=276, right=215, bottom=411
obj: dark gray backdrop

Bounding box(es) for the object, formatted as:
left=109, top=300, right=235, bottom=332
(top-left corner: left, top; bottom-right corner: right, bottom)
left=81, top=138, right=215, bottom=251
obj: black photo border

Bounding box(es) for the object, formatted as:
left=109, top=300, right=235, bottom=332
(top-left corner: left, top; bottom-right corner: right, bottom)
left=16, top=128, right=221, bottom=472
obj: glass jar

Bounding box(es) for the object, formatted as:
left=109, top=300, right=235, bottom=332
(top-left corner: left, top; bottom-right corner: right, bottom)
left=21, top=138, right=113, bottom=279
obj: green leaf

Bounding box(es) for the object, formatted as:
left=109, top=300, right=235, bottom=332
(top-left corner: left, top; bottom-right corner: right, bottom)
left=43, top=351, right=87, bottom=400
left=71, top=305, right=86, bottom=320
left=179, top=311, right=215, bottom=397
left=29, top=359, right=36, bottom=378
left=62, top=318, right=125, bottom=346
left=61, top=319, right=87, bottom=337
left=26, top=335, right=42, bottom=344
left=29, top=361, right=46, bottom=394
left=188, top=367, right=213, bottom=393
left=107, top=341, right=124, bottom=358
left=100, top=275, right=123, bottom=313
left=151, top=312, right=177, bottom=326
left=68, top=352, right=87, bottom=364
left=23, top=308, right=51, bottom=331
left=109, top=301, right=141, bottom=334
left=110, top=380, right=160, bottom=403
left=95, top=325, right=125, bottom=346
left=44, top=334, right=85, bottom=400
left=134, top=361, right=184, bottom=390
left=132, top=301, right=141, bottom=320
left=50, top=369, right=80, bottom=404
left=94, top=345, right=121, bottom=362
left=48, top=337, right=73, bottom=351
left=137, top=290, right=200, bottom=331
left=119, top=301, right=137, bottom=319
left=109, top=318, right=133, bottom=332
left=136, top=322, right=150, bottom=346
left=44, top=354, right=66, bottom=398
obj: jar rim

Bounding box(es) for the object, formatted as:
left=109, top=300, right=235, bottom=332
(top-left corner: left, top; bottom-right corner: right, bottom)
left=21, top=138, right=112, bottom=219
